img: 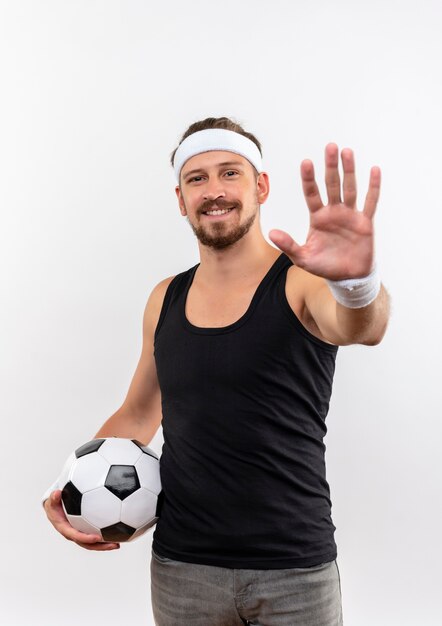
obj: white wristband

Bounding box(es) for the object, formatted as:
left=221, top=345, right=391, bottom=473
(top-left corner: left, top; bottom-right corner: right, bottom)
left=327, top=265, right=381, bottom=309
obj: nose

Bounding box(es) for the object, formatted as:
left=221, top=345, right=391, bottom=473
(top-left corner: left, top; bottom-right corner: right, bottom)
left=202, top=179, right=227, bottom=201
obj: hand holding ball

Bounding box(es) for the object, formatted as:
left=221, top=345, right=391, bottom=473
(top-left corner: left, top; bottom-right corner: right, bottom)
left=55, top=437, right=162, bottom=543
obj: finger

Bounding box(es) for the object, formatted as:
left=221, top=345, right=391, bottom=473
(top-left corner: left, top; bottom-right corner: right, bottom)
left=268, top=229, right=304, bottom=264
left=48, top=491, right=75, bottom=524
left=55, top=519, right=102, bottom=543
left=50, top=489, right=63, bottom=505
left=49, top=494, right=101, bottom=543
left=46, top=491, right=68, bottom=521
left=76, top=541, right=120, bottom=551
left=325, top=143, right=342, bottom=205
left=49, top=491, right=119, bottom=549
left=341, top=148, right=357, bottom=209
left=300, top=159, right=323, bottom=213
left=363, top=166, right=381, bottom=219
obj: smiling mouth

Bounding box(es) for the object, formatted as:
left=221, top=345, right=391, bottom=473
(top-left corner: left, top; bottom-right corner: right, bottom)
left=202, top=208, right=235, bottom=217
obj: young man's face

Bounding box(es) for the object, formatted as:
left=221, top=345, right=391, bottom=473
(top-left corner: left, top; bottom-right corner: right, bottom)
left=175, top=150, right=269, bottom=250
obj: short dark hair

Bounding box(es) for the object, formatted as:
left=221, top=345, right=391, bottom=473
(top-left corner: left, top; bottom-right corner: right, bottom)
left=170, top=116, right=262, bottom=182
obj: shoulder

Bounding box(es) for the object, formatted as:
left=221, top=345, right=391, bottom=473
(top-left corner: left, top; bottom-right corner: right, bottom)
left=285, top=264, right=335, bottom=345
left=143, top=275, right=177, bottom=336
left=150, top=275, right=177, bottom=303
left=285, top=263, right=326, bottom=304
left=286, top=263, right=328, bottom=298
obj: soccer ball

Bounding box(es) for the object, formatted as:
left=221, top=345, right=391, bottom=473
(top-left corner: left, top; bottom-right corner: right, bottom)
left=59, top=437, right=163, bottom=543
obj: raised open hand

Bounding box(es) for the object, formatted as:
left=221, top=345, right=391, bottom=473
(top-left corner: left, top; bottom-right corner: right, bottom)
left=268, top=143, right=381, bottom=281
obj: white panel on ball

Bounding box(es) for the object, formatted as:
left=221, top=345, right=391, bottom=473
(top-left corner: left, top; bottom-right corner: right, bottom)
left=82, top=487, right=121, bottom=527
left=130, top=518, right=158, bottom=541
left=135, top=454, right=162, bottom=494
left=121, top=487, right=158, bottom=528
left=65, top=513, right=102, bottom=537
left=58, top=451, right=77, bottom=488
left=97, top=438, right=143, bottom=465
left=70, top=453, right=110, bottom=492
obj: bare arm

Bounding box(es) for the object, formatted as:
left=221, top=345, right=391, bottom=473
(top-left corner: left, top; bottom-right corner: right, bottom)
left=303, top=275, right=390, bottom=346
left=94, top=312, right=161, bottom=441
left=42, top=274, right=175, bottom=550
left=94, top=274, right=174, bottom=442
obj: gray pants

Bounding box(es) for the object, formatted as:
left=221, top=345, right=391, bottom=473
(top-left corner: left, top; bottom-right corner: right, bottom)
left=150, top=548, right=344, bottom=626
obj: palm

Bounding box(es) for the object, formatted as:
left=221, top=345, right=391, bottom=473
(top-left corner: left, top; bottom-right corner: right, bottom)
left=269, top=144, right=381, bottom=281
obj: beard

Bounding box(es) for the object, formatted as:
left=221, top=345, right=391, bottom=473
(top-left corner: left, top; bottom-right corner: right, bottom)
left=184, top=195, right=259, bottom=250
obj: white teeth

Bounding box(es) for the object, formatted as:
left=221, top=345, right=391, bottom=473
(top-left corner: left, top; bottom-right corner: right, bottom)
left=205, top=208, right=232, bottom=216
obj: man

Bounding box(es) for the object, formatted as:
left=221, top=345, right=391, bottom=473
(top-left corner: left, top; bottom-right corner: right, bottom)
left=43, top=117, right=390, bottom=625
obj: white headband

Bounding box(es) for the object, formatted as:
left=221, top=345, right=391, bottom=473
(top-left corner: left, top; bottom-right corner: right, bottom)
left=173, top=128, right=263, bottom=183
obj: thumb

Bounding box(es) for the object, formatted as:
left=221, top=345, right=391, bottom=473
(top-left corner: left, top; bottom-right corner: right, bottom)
left=51, top=490, right=63, bottom=507
left=268, top=229, right=302, bottom=261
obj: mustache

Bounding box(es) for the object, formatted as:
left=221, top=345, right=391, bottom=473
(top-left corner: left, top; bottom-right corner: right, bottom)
left=198, top=199, right=241, bottom=214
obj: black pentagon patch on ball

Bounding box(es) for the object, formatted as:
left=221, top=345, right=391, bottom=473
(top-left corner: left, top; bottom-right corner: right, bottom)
left=75, top=438, right=106, bottom=459
left=62, top=481, right=82, bottom=515
left=105, top=465, right=140, bottom=500
left=101, top=522, right=136, bottom=542
left=132, top=439, right=159, bottom=460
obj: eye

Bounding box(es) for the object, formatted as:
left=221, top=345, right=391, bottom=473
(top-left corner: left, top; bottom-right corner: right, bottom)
left=225, top=170, right=238, bottom=177
left=189, top=176, right=204, bottom=183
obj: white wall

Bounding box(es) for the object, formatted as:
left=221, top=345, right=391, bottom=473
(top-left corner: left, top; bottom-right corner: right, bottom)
left=1, top=1, right=441, bottom=624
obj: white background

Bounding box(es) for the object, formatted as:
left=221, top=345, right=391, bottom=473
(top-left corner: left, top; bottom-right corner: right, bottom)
left=1, top=1, right=441, bottom=624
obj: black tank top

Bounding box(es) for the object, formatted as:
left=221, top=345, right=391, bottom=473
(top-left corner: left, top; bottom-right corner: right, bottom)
left=152, top=252, right=339, bottom=569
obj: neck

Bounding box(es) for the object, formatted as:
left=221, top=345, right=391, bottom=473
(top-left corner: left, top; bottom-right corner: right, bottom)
left=195, top=227, right=282, bottom=287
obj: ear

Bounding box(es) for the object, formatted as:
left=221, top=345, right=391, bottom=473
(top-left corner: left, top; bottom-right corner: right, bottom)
left=175, top=185, right=187, bottom=216
left=256, top=172, right=270, bottom=205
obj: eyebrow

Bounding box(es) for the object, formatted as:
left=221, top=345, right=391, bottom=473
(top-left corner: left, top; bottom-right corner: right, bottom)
left=182, top=161, right=244, bottom=181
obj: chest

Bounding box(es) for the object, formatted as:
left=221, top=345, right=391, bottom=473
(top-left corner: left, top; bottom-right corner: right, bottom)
left=184, top=267, right=312, bottom=332
left=185, top=283, right=262, bottom=328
